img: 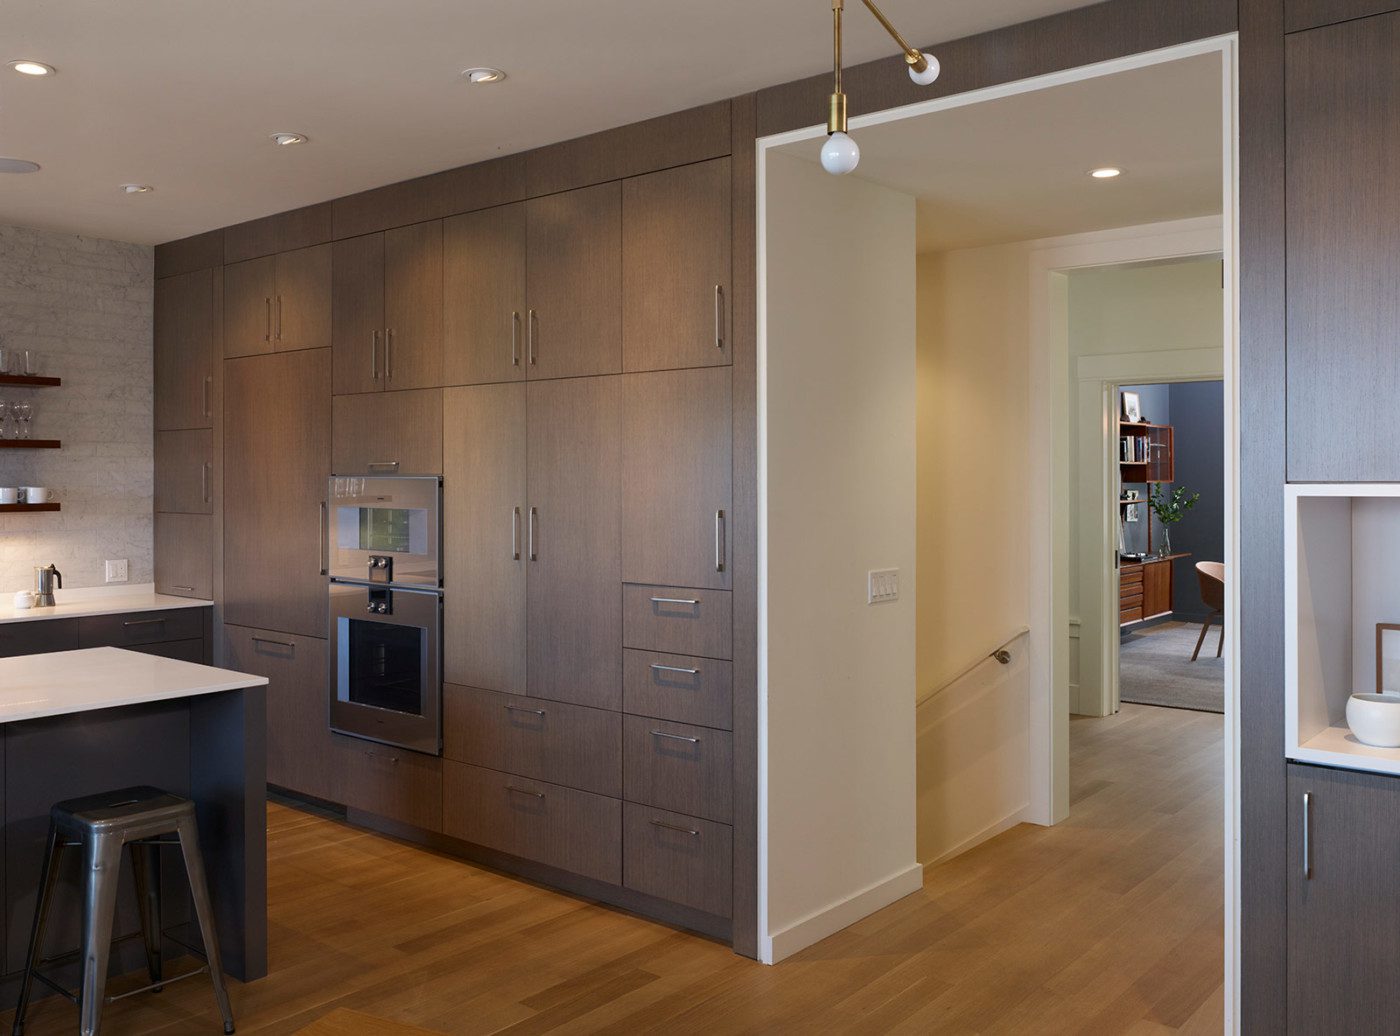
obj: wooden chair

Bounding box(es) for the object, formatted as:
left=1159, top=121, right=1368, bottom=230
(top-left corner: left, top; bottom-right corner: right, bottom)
left=1191, top=561, right=1226, bottom=662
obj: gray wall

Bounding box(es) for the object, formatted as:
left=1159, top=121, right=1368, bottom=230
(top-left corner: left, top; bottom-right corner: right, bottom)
left=0, top=224, right=154, bottom=591
left=1167, top=380, right=1224, bottom=619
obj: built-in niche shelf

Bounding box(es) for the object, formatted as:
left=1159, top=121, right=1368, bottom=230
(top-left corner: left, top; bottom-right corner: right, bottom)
left=1287, top=484, right=1400, bottom=776
left=0, top=503, right=59, bottom=514
left=0, top=440, right=59, bottom=450
left=0, top=375, right=60, bottom=388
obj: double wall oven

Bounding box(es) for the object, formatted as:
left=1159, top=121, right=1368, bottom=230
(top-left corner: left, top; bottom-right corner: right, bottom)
left=327, top=475, right=443, bottom=755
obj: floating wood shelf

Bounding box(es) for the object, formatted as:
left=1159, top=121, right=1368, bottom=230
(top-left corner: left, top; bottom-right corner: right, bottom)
left=0, top=503, right=59, bottom=514
left=0, top=374, right=61, bottom=387
left=0, top=440, right=59, bottom=450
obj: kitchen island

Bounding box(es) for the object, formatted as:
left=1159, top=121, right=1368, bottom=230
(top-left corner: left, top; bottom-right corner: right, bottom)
left=0, top=647, right=267, bottom=994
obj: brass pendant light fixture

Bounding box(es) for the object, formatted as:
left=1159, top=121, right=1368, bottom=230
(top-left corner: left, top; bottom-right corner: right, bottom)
left=821, top=0, right=940, bottom=175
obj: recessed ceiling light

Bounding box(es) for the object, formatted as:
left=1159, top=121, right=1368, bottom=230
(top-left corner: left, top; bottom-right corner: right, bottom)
left=8, top=60, right=55, bottom=76
left=1089, top=167, right=1123, bottom=179
left=120, top=183, right=153, bottom=194
left=0, top=158, right=40, bottom=174
left=461, top=67, right=506, bottom=84
left=270, top=132, right=309, bottom=146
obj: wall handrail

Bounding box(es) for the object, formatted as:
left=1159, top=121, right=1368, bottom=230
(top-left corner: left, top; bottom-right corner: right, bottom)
left=917, top=627, right=1030, bottom=709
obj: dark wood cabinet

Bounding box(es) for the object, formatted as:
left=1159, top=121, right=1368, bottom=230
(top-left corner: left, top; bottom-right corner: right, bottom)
left=1286, top=0, right=1400, bottom=32
left=154, top=270, right=214, bottom=431
left=224, top=350, right=331, bottom=638
left=154, top=429, right=212, bottom=514
left=526, top=183, right=622, bottom=380
left=443, top=203, right=527, bottom=386
left=223, top=255, right=275, bottom=358
left=623, top=802, right=732, bottom=918
left=154, top=513, right=213, bottom=599
left=331, top=388, right=442, bottom=476
left=443, top=383, right=527, bottom=694
left=1286, top=13, right=1400, bottom=480
left=623, top=158, right=731, bottom=372
left=623, top=715, right=732, bottom=824
left=526, top=377, right=622, bottom=710
left=223, top=625, right=343, bottom=803
left=341, top=741, right=442, bottom=832
left=331, top=223, right=442, bottom=394
left=1287, top=764, right=1400, bottom=1032
left=274, top=244, right=333, bottom=353
left=622, top=368, right=732, bottom=590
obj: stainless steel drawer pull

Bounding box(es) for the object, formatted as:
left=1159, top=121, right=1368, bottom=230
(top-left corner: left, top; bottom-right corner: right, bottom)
left=171, top=585, right=195, bottom=593
left=251, top=636, right=295, bottom=650
left=511, top=311, right=521, bottom=367
left=512, top=506, right=521, bottom=561
left=122, top=618, right=166, bottom=628
left=650, top=596, right=699, bottom=606
left=527, top=309, right=538, bottom=365
left=318, top=501, right=328, bottom=576
left=715, top=509, right=726, bottom=573
left=371, top=330, right=380, bottom=380
left=203, top=375, right=212, bottom=419
left=264, top=297, right=272, bottom=342
left=385, top=328, right=395, bottom=380
left=1302, top=791, right=1312, bottom=879
left=506, top=785, right=544, bottom=799
left=366, top=750, right=399, bottom=764
left=504, top=704, right=546, bottom=717
left=651, top=663, right=700, bottom=676
left=650, top=818, right=700, bottom=837
left=528, top=506, right=538, bottom=561
left=367, top=461, right=400, bottom=472
left=714, top=284, right=724, bottom=349
left=201, top=461, right=211, bottom=504
left=276, top=295, right=283, bottom=341
left=651, top=730, right=700, bottom=744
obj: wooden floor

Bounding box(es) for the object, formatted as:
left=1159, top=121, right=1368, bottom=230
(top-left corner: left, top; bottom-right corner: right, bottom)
left=1, top=703, right=1223, bottom=1034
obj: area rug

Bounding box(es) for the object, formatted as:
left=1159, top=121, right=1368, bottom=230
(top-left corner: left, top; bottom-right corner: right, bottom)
left=1119, top=621, right=1224, bottom=714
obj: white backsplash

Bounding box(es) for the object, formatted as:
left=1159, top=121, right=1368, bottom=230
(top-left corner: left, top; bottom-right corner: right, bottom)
left=0, top=224, right=154, bottom=592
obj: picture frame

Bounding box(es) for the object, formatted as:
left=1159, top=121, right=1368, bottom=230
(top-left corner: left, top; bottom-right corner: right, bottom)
left=1122, top=489, right=1140, bottom=523
left=1121, top=390, right=1142, bottom=423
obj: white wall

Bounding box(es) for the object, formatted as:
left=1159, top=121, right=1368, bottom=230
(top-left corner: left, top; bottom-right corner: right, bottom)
left=0, top=224, right=153, bottom=591
left=761, top=151, right=920, bottom=962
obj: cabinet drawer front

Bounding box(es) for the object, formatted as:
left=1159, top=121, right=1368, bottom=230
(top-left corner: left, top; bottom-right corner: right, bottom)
left=0, top=620, right=78, bottom=658
left=623, top=650, right=732, bottom=730
left=443, top=761, right=621, bottom=885
left=623, top=715, right=732, bottom=824
left=623, top=802, right=732, bottom=918
left=154, top=429, right=214, bottom=514
left=1120, top=568, right=1143, bottom=586
left=1119, top=592, right=1144, bottom=609
left=623, top=585, right=731, bottom=659
left=339, top=739, right=442, bottom=832
left=78, top=608, right=205, bottom=648
left=443, top=684, right=620, bottom=797
left=155, top=513, right=213, bottom=600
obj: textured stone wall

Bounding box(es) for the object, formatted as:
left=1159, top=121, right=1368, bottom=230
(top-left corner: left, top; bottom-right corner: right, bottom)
left=0, top=224, right=153, bottom=591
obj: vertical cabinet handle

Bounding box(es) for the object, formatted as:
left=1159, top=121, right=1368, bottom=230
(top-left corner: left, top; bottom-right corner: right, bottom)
left=715, top=509, right=726, bottom=573
left=318, top=501, right=328, bottom=576
left=371, top=330, right=380, bottom=381
left=511, top=506, right=521, bottom=561
left=264, top=297, right=272, bottom=342
left=528, top=309, right=538, bottom=366
left=201, top=461, right=210, bottom=505
left=511, top=311, right=521, bottom=367
left=275, top=295, right=283, bottom=342
left=202, top=375, right=211, bottom=419
left=528, top=506, right=538, bottom=561
left=714, top=285, right=725, bottom=350
left=1302, top=791, right=1312, bottom=879
left=385, top=328, right=394, bottom=381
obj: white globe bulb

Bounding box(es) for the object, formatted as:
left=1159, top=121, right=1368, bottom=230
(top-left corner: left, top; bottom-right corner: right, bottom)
left=820, top=132, right=861, bottom=175
left=908, top=53, right=940, bottom=86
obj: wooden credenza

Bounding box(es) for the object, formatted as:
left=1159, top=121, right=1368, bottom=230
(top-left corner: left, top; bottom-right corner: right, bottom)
left=1119, top=553, right=1190, bottom=627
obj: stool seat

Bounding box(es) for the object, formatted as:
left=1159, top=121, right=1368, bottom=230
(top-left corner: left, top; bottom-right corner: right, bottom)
left=52, top=786, right=189, bottom=837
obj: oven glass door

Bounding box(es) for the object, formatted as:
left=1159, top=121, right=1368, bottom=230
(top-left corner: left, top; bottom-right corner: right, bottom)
left=327, top=475, right=441, bottom=587
left=330, top=582, right=441, bottom=755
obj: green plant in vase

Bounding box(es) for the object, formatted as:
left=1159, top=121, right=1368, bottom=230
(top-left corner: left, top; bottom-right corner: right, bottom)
left=1149, top=482, right=1200, bottom=557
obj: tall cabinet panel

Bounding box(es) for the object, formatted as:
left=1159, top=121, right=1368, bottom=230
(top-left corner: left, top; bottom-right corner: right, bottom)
left=224, top=349, right=331, bottom=638
left=154, top=269, right=214, bottom=431
left=223, top=256, right=276, bottom=358
left=623, top=158, right=732, bottom=372
left=1286, top=13, right=1400, bottom=480
left=525, top=183, right=622, bottom=380
left=225, top=245, right=331, bottom=358
left=331, top=233, right=386, bottom=395
left=443, top=384, right=527, bottom=693
left=443, top=203, right=528, bottom=386
left=383, top=221, right=443, bottom=391
left=527, top=376, right=622, bottom=710
left=622, top=368, right=732, bottom=590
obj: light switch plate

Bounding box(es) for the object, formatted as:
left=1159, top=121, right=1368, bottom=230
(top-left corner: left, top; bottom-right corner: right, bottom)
left=105, top=559, right=129, bottom=584
left=868, top=568, right=899, bottom=604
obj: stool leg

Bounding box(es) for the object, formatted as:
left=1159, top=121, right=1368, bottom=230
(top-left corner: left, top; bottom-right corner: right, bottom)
left=12, top=825, right=64, bottom=1036
left=78, top=833, right=123, bottom=1036
left=129, top=842, right=163, bottom=992
left=175, top=815, right=235, bottom=1035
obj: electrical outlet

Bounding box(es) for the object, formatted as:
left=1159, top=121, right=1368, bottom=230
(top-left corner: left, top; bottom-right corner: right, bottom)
left=868, top=568, right=900, bottom=604
left=104, top=559, right=129, bottom=584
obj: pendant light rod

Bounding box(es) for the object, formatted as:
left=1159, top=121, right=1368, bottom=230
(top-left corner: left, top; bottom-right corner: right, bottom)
left=858, top=0, right=931, bottom=74
left=829, top=0, right=847, bottom=134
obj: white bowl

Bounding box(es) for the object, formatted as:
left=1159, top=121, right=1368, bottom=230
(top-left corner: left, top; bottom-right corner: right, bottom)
left=1346, top=692, right=1400, bottom=748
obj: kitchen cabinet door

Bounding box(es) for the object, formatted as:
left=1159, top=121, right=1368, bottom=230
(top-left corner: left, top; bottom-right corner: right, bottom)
left=443, top=203, right=527, bottom=386
left=527, top=376, right=622, bottom=710
left=273, top=243, right=332, bottom=353
left=154, top=513, right=212, bottom=599
left=154, top=269, right=214, bottom=431
left=443, top=383, right=527, bottom=694
left=525, top=182, right=622, bottom=380
left=223, top=256, right=275, bottom=358
left=383, top=220, right=443, bottom=391
left=622, top=368, right=732, bottom=589
left=331, top=388, right=442, bottom=476
left=1286, top=14, right=1400, bottom=480
left=1287, top=763, right=1400, bottom=1032
left=623, top=158, right=731, bottom=372
left=154, top=429, right=213, bottom=514
left=331, top=233, right=385, bottom=395
left=224, top=350, right=332, bottom=638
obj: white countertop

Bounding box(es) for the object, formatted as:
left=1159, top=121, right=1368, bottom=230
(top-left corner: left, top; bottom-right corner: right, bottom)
left=0, top=584, right=212, bottom=624
left=0, top=647, right=267, bottom=723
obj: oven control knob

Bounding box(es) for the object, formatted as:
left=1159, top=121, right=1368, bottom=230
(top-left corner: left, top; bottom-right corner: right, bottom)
left=365, top=604, right=375, bottom=613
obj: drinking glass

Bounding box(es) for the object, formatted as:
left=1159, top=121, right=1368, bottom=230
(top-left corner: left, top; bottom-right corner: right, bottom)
left=0, top=347, right=9, bottom=375
left=21, top=351, right=36, bottom=376
left=0, top=403, right=10, bottom=440
left=14, top=403, right=31, bottom=440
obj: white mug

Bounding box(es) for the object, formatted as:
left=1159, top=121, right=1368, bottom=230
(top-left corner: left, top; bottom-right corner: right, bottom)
left=23, top=487, right=49, bottom=503
left=12, top=591, right=32, bottom=610
left=0, top=488, right=17, bottom=505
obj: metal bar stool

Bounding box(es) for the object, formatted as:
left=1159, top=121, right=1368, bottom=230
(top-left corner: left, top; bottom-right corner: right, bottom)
left=11, top=786, right=236, bottom=1036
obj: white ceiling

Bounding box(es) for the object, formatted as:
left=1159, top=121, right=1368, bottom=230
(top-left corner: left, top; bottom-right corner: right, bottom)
left=777, top=52, right=1224, bottom=252
left=0, top=0, right=1101, bottom=245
